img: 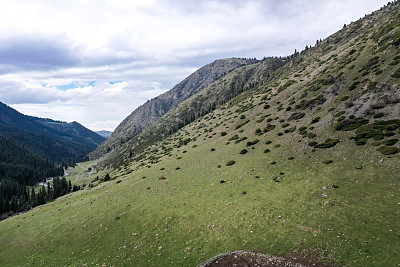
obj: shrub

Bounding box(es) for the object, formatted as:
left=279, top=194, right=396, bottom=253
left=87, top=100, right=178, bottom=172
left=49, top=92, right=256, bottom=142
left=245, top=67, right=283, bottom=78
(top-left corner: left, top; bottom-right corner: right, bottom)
left=314, top=139, right=340, bottom=148
left=103, top=173, right=111, bottom=181
left=377, top=146, right=400, bottom=155
left=335, top=111, right=346, bottom=117
left=211, top=148, right=216, bottom=151
left=308, top=141, right=318, bottom=147
left=221, top=132, right=227, bottom=136
left=385, top=139, right=399, bottom=146
left=311, top=117, right=320, bottom=124
left=255, top=128, right=262, bottom=135
left=229, top=134, right=239, bottom=141
left=264, top=149, right=271, bottom=153
left=264, top=124, right=276, bottom=132
left=373, top=113, right=385, bottom=118
left=263, top=104, right=271, bottom=109
left=246, top=140, right=259, bottom=146
left=265, top=140, right=272, bottom=144
left=335, top=117, right=369, bottom=131
left=323, top=160, right=333, bottom=164
left=355, top=138, right=368, bottom=145
left=239, top=149, right=248, bottom=154
left=235, top=137, right=248, bottom=144
left=349, top=81, right=360, bottom=91
left=240, top=115, right=246, bottom=119
left=288, top=112, right=305, bottom=121
left=226, top=160, right=236, bottom=166
left=392, top=68, right=400, bottom=78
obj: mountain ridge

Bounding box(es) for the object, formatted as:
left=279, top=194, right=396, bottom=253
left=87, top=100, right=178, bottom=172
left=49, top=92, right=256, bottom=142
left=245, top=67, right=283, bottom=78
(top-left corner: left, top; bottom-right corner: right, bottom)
left=0, top=101, right=105, bottom=163
left=91, top=57, right=259, bottom=158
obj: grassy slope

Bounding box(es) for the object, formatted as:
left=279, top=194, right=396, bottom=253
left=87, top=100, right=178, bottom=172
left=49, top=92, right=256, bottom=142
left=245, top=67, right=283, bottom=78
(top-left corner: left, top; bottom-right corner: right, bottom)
left=1, top=2, right=400, bottom=266
left=0, top=94, right=398, bottom=266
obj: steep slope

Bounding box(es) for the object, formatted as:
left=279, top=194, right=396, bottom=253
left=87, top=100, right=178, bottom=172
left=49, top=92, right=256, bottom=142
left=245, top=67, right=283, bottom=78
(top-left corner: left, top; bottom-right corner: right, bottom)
left=91, top=58, right=258, bottom=158
left=31, top=117, right=105, bottom=147
left=0, top=135, right=63, bottom=185
left=0, top=2, right=400, bottom=267
left=0, top=102, right=105, bottom=163
left=105, top=57, right=284, bottom=168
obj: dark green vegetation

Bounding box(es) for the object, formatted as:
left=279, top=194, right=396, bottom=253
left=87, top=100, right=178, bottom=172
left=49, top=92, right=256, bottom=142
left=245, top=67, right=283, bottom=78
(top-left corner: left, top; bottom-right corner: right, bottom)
left=1, top=2, right=400, bottom=266
left=0, top=102, right=105, bottom=164
left=0, top=102, right=103, bottom=217
left=0, top=177, right=79, bottom=217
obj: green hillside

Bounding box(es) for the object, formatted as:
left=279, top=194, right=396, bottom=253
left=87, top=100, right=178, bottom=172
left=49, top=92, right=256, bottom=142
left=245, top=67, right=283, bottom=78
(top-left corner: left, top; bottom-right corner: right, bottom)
left=0, top=1, right=400, bottom=266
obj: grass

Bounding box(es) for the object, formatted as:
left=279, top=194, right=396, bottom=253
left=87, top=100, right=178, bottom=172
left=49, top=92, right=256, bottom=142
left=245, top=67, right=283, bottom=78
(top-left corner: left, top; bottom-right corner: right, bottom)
left=0, top=94, right=399, bottom=266
left=1, top=4, right=400, bottom=266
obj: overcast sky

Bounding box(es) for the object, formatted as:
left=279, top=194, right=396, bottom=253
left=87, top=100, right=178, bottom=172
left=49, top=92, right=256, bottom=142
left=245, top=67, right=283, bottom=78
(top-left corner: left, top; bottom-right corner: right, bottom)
left=0, top=0, right=388, bottom=131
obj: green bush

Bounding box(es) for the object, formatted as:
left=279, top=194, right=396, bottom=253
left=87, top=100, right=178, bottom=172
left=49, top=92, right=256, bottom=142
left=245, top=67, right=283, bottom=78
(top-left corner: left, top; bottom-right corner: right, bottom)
left=335, top=111, right=346, bottom=117
left=392, top=68, right=400, bottom=78
left=264, top=149, right=271, bottom=153
left=335, top=117, right=369, bottom=131
left=234, top=137, right=248, bottom=144
left=221, top=132, right=227, bottom=136
left=385, top=139, right=399, bottom=146
left=311, top=117, right=321, bottom=123
left=314, top=139, right=340, bottom=148
left=239, top=149, right=248, bottom=154
left=308, top=141, right=318, bottom=147
left=226, top=160, right=236, bottom=166
left=229, top=134, right=239, bottom=141
left=263, top=124, right=276, bottom=132
left=355, top=138, right=368, bottom=146
left=373, top=113, right=385, bottom=118
left=377, top=146, right=400, bottom=155
left=246, top=140, right=260, bottom=146
left=288, top=112, right=305, bottom=121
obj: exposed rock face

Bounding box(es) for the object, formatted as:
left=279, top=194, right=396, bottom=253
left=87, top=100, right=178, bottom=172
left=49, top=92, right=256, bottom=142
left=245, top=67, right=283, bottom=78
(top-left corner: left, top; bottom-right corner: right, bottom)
left=92, top=58, right=258, bottom=157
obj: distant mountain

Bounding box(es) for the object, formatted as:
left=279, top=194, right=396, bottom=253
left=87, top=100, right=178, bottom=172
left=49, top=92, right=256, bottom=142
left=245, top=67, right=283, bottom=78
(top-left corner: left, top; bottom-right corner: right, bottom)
left=91, top=58, right=259, bottom=158
left=0, top=101, right=105, bottom=163
left=95, top=130, right=112, bottom=139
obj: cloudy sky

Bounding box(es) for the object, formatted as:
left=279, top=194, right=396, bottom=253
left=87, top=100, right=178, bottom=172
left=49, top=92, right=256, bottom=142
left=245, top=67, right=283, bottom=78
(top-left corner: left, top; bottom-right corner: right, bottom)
left=0, top=0, right=388, bottom=131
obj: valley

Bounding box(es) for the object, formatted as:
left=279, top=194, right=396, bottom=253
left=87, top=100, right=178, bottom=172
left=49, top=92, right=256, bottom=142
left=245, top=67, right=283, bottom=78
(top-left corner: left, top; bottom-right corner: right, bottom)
left=0, top=1, right=400, bottom=266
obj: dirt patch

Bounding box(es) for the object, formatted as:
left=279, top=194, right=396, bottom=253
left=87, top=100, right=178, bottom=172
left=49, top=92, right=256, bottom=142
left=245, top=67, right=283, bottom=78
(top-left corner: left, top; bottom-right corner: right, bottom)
left=198, top=250, right=335, bottom=267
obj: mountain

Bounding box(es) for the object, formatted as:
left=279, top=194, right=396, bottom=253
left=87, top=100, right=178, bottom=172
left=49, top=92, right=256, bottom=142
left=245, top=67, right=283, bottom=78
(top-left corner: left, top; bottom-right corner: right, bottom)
left=91, top=58, right=259, bottom=158
left=0, top=101, right=105, bottom=163
left=1, top=2, right=400, bottom=266
left=96, top=130, right=112, bottom=139
left=0, top=135, right=63, bottom=185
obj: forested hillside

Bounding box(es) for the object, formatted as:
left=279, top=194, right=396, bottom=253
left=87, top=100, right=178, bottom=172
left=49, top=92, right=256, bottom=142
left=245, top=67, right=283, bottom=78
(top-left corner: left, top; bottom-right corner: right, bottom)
left=0, top=101, right=104, bottom=164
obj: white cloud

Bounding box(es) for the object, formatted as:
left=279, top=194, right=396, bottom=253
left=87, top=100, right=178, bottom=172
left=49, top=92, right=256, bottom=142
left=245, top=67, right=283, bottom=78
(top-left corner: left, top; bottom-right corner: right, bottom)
left=0, top=0, right=389, bottom=130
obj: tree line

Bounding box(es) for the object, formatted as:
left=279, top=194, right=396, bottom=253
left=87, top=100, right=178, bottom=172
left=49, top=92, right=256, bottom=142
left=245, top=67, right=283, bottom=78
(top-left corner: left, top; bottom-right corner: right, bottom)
left=0, top=177, right=80, bottom=216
